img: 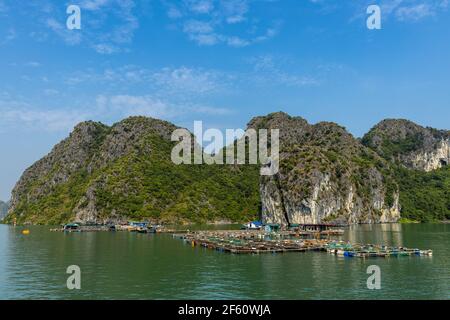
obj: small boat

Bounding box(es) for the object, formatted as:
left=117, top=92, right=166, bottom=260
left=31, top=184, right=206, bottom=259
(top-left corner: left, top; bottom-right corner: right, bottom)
left=128, top=222, right=148, bottom=232
left=420, top=250, right=433, bottom=256
left=137, top=227, right=148, bottom=234
left=63, top=223, right=80, bottom=232
left=148, top=225, right=161, bottom=233
left=344, top=251, right=356, bottom=257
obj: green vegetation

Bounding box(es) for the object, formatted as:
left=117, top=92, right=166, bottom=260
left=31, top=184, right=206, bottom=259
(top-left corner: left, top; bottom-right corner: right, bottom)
left=398, top=217, right=420, bottom=224
left=361, top=121, right=426, bottom=161
left=362, top=119, right=449, bottom=222
left=7, top=114, right=449, bottom=225
left=7, top=130, right=260, bottom=225
left=93, top=134, right=260, bottom=223
left=380, top=134, right=423, bottom=160
left=394, top=166, right=450, bottom=222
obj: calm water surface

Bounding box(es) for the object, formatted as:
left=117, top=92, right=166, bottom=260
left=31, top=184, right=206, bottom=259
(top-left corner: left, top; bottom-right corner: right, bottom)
left=0, top=223, right=448, bottom=299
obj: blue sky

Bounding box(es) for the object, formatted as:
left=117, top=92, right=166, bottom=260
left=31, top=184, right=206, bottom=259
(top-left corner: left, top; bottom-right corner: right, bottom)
left=0, top=0, right=450, bottom=200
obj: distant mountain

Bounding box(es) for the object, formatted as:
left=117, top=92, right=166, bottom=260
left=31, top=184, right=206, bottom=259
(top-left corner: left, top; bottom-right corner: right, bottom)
left=0, top=200, right=9, bottom=220
left=6, top=113, right=449, bottom=225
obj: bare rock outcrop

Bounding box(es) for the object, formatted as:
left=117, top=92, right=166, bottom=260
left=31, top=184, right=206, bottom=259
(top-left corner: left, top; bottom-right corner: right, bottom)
left=362, top=119, right=450, bottom=172
left=251, top=112, right=401, bottom=226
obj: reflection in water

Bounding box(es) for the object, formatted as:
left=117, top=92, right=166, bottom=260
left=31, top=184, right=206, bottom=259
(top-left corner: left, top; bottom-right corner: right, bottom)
left=0, top=224, right=448, bottom=299
left=345, top=224, right=403, bottom=248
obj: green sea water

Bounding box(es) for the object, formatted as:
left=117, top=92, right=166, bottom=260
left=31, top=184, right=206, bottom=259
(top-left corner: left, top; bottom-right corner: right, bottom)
left=0, top=223, right=448, bottom=300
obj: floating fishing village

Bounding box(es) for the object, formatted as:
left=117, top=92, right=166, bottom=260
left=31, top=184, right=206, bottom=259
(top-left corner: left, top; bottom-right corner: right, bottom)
left=48, top=220, right=434, bottom=259
left=174, top=231, right=433, bottom=258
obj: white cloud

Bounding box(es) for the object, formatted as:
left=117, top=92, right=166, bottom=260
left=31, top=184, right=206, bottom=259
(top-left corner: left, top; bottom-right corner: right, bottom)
left=386, top=1, right=449, bottom=22
left=23, top=0, right=141, bottom=53
left=247, top=55, right=319, bottom=88
left=64, top=65, right=228, bottom=96
left=46, top=18, right=81, bottom=45
left=22, top=0, right=276, bottom=50
left=0, top=105, right=90, bottom=132
left=440, top=0, right=449, bottom=8
left=183, top=22, right=280, bottom=47
left=25, top=61, right=41, bottom=67
left=0, top=94, right=233, bottom=133
left=167, top=0, right=281, bottom=47
left=396, top=3, right=435, bottom=21
left=226, top=36, right=250, bottom=47
left=190, top=105, right=232, bottom=115
left=0, top=28, right=16, bottom=46
left=81, top=0, right=110, bottom=11
left=379, top=0, right=449, bottom=22
left=189, top=33, right=220, bottom=45
left=93, top=43, right=119, bottom=54
left=222, top=0, right=249, bottom=24
left=185, top=0, right=215, bottom=14
left=183, top=20, right=215, bottom=34
left=106, top=95, right=176, bottom=119
left=103, top=94, right=233, bottom=118
left=43, top=89, right=59, bottom=96
left=0, top=0, right=8, bottom=13
left=109, top=1, right=139, bottom=44
left=315, top=0, right=448, bottom=23
left=167, top=5, right=183, bottom=19
left=151, top=67, right=224, bottom=94
left=379, top=0, right=404, bottom=16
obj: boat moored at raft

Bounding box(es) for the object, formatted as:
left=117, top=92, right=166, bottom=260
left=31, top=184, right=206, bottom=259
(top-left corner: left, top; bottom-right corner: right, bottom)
left=324, top=242, right=433, bottom=258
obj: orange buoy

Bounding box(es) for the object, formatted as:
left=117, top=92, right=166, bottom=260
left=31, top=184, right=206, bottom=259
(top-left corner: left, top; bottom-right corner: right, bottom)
left=22, top=229, right=30, bottom=235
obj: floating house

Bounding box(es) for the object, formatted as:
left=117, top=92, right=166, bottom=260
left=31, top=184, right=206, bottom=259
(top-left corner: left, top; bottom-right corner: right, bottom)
left=148, top=224, right=162, bottom=233
left=287, top=224, right=345, bottom=236
left=63, top=223, right=80, bottom=231
left=241, top=221, right=263, bottom=230
left=264, top=224, right=281, bottom=232
left=129, top=222, right=148, bottom=228
left=288, top=224, right=300, bottom=230
left=298, top=224, right=337, bottom=232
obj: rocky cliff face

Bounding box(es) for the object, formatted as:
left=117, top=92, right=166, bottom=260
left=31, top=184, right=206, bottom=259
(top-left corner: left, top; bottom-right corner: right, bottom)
left=249, top=112, right=401, bottom=226
left=9, top=121, right=110, bottom=214
left=362, top=119, right=450, bottom=172
left=0, top=201, right=9, bottom=220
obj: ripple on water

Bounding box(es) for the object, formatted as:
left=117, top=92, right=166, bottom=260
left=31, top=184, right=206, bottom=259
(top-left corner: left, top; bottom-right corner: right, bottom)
left=0, top=224, right=449, bottom=299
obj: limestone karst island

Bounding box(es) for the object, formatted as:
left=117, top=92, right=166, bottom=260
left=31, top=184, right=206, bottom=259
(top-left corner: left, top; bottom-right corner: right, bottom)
left=5, top=113, right=449, bottom=227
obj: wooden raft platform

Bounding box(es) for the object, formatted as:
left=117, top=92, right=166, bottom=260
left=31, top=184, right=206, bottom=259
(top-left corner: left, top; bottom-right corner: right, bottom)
left=174, top=230, right=433, bottom=258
